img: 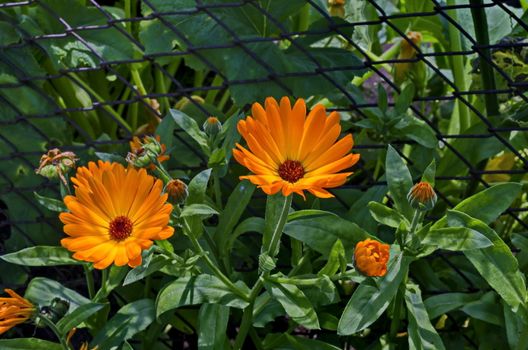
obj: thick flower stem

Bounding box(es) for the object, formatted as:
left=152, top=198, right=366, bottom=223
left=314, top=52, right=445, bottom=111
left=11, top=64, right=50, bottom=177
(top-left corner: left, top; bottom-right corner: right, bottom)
left=83, top=264, right=95, bottom=300
left=389, top=283, right=406, bottom=341
left=235, top=194, right=292, bottom=349
left=39, top=315, right=70, bottom=350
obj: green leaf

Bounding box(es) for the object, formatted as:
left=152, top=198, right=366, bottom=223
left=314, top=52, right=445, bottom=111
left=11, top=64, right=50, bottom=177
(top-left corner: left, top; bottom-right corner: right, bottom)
left=56, top=302, right=106, bottom=335
left=405, top=283, right=446, bottom=350
left=318, top=239, right=345, bottom=277
left=368, top=201, right=408, bottom=228
left=123, top=252, right=170, bottom=286
left=169, top=109, right=209, bottom=153
left=180, top=203, right=219, bottom=218
left=385, top=145, right=414, bottom=220
left=25, top=277, right=90, bottom=311
left=197, top=304, right=229, bottom=350
left=378, top=85, right=388, bottom=113
left=1, top=246, right=81, bottom=266
left=93, top=266, right=128, bottom=302
left=460, top=291, right=503, bottom=326
left=262, top=194, right=292, bottom=258
left=156, top=275, right=250, bottom=317
left=34, top=192, right=67, bottom=212
left=421, top=227, right=493, bottom=252
left=284, top=215, right=370, bottom=258
left=215, top=180, right=255, bottom=254
left=0, top=339, right=63, bottom=350
left=186, top=168, right=212, bottom=206
left=287, top=209, right=337, bottom=222
left=450, top=211, right=527, bottom=311
left=91, top=299, right=155, bottom=350
left=444, top=183, right=521, bottom=225
left=337, top=249, right=412, bottom=335
left=421, top=159, right=436, bottom=186
left=264, top=280, right=320, bottom=329
left=395, top=84, right=415, bottom=115
left=424, top=292, right=482, bottom=319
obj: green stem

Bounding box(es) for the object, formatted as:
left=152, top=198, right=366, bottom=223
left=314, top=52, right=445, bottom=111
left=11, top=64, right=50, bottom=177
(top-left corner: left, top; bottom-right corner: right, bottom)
left=131, top=66, right=151, bottom=106
left=155, top=68, right=171, bottom=114
left=187, top=232, right=249, bottom=301
left=212, top=169, right=223, bottom=210
left=389, top=284, right=405, bottom=341
left=446, top=0, right=471, bottom=131
left=233, top=278, right=264, bottom=350
left=469, top=0, right=499, bottom=117
left=124, top=0, right=132, bottom=33
left=352, top=42, right=401, bottom=86
left=39, top=315, right=70, bottom=350
left=266, top=195, right=293, bottom=260
left=205, top=74, right=224, bottom=104
left=83, top=265, right=95, bottom=300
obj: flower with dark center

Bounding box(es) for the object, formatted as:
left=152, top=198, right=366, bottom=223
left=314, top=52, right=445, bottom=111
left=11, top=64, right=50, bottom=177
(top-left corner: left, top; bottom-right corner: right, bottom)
left=233, top=96, right=360, bottom=198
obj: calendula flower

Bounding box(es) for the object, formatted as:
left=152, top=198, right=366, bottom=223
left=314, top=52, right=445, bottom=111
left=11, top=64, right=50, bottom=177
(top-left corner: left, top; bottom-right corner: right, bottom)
left=60, top=161, right=174, bottom=269
left=165, top=179, right=188, bottom=204
left=354, top=239, right=390, bottom=277
left=328, top=0, right=345, bottom=17
left=203, top=116, right=222, bottom=136
left=407, top=181, right=437, bottom=210
left=127, top=135, right=169, bottom=170
left=0, top=289, right=35, bottom=335
left=233, top=97, right=360, bottom=198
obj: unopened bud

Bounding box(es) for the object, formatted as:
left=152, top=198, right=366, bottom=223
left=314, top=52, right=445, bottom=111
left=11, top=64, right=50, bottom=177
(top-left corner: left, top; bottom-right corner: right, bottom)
left=128, top=135, right=169, bottom=169
left=407, top=181, right=437, bottom=211
left=203, top=116, right=222, bottom=137
left=165, top=179, right=188, bottom=204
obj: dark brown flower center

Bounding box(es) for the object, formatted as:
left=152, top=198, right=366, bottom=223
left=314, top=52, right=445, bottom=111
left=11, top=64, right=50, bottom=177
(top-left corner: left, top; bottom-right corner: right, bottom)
left=109, top=216, right=133, bottom=241
left=278, top=160, right=305, bottom=183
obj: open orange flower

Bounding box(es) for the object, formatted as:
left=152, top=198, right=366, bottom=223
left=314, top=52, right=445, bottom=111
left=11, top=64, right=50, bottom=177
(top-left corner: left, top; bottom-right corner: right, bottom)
left=233, top=97, right=360, bottom=198
left=60, top=161, right=174, bottom=269
left=354, top=239, right=390, bottom=277
left=0, top=289, right=35, bottom=335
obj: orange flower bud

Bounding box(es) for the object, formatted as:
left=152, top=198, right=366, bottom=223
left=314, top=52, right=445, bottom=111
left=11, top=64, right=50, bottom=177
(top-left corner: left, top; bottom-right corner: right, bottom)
left=127, top=135, right=169, bottom=170
left=328, top=0, right=345, bottom=17
left=354, top=239, right=390, bottom=277
left=165, top=179, right=188, bottom=204
left=0, top=289, right=35, bottom=335
left=407, top=181, right=437, bottom=211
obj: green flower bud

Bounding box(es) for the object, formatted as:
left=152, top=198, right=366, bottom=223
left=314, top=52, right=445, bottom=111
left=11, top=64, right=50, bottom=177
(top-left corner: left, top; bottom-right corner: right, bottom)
left=407, top=181, right=437, bottom=211
left=203, top=116, right=222, bottom=137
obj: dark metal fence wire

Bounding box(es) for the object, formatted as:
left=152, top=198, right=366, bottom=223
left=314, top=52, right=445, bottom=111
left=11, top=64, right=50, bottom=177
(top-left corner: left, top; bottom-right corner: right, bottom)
left=0, top=0, right=527, bottom=317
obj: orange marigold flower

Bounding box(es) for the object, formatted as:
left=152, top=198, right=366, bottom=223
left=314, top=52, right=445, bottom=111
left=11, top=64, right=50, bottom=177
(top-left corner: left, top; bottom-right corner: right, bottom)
left=0, top=289, right=35, bottom=335
left=59, top=161, right=174, bottom=269
left=407, top=181, right=437, bottom=210
left=128, top=135, right=169, bottom=170
left=233, top=97, right=360, bottom=199
left=354, top=239, right=390, bottom=277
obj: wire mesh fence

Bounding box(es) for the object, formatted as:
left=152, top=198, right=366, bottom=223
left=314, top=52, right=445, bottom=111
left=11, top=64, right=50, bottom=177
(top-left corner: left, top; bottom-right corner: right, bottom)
left=1, top=0, right=528, bottom=343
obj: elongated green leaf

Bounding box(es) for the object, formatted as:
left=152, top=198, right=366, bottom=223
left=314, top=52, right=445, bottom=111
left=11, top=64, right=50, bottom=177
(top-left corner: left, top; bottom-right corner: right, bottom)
left=180, top=203, right=219, bottom=218
left=405, top=283, right=446, bottom=350
left=503, top=300, right=528, bottom=349
left=424, top=292, right=482, bottom=319
left=262, top=194, right=292, bottom=258
left=450, top=211, right=526, bottom=310
left=34, top=192, right=67, bottom=212
left=91, top=299, right=155, bottom=349
left=421, top=160, right=436, bottom=185
left=288, top=209, right=337, bottom=222
left=186, top=169, right=212, bottom=205
left=264, top=280, right=320, bottom=329
left=156, top=275, right=249, bottom=317
left=434, top=183, right=522, bottom=227
left=25, top=277, right=90, bottom=311
left=461, top=291, right=503, bottom=326
left=1, top=246, right=81, bottom=266
left=0, top=339, right=62, bottom=350
left=216, top=180, right=255, bottom=252
left=285, top=334, right=341, bottom=350
left=386, top=145, right=414, bottom=220
left=56, top=302, right=106, bottom=335
left=169, top=109, right=209, bottom=152
left=284, top=215, right=370, bottom=257
left=228, top=217, right=265, bottom=251
left=337, top=249, right=411, bottom=335
left=318, top=239, right=345, bottom=277
left=368, top=201, right=407, bottom=228
left=123, top=253, right=170, bottom=286
left=198, top=304, right=229, bottom=350
left=421, top=227, right=492, bottom=251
